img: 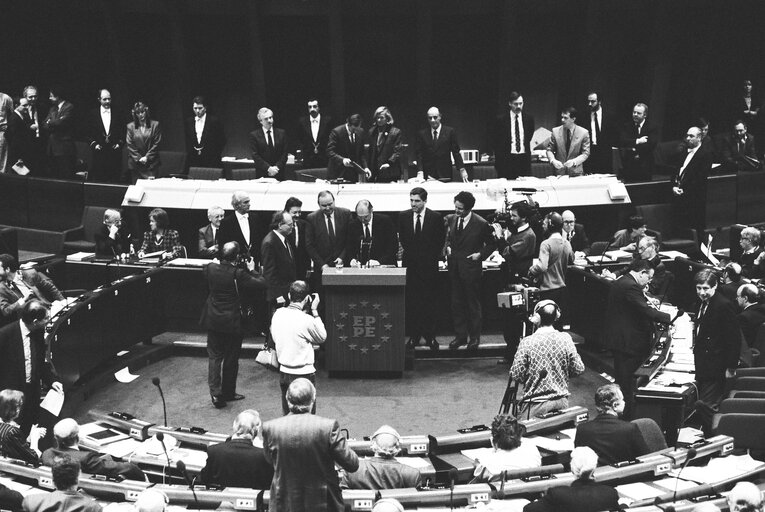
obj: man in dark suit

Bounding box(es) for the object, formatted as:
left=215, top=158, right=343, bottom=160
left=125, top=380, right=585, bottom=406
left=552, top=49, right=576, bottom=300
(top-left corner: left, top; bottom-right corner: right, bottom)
left=618, top=103, right=657, bottom=182
left=184, top=95, right=226, bottom=171
left=326, top=113, right=369, bottom=182
left=197, top=206, right=224, bottom=259
left=14, top=86, right=48, bottom=176
left=295, top=98, right=332, bottom=169
left=84, top=89, right=126, bottom=183
left=546, top=107, right=590, bottom=177
left=305, top=190, right=352, bottom=272
left=261, top=378, right=359, bottom=512
left=250, top=107, right=287, bottom=180
left=94, top=209, right=132, bottom=259
left=602, top=259, right=671, bottom=419
left=200, top=242, right=266, bottom=408
left=720, top=120, right=760, bottom=172
left=671, top=126, right=714, bottom=239
left=285, top=197, right=311, bottom=280
left=693, top=269, right=741, bottom=411
left=44, top=86, right=76, bottom=179
left=0, top=254, right=64, bottom=324
left=22, top=454, right=101, bottom=512
left=201, top=409, right=273, bottom=489
left=574, top=384, right=650, bottom=466
left=736, top=283, right=765, bottom=347
left=261, top=211, right=297, bottom=305
left=0, top=300, right=63, bottom=433
left=368, top=106, right=402, bottom=183
left=492, top=91, right=535, bottom=179
left=414, top=107, right=467, bottom=182
left=42, top=418, right=145, bottom=481
left=218, top=191, right=263, bottom=264
left=345, top=200, right=397, bottom=267
left=400, top=187, right=445, bottom=350
left=582, top=92, right=616, bottom=174
left=445, top=191, right=496, bottom=350
left=561, top=210, right=590, bottom=256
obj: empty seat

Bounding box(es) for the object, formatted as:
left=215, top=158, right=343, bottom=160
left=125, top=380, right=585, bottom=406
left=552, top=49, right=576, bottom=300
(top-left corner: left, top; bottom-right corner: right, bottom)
left=230, top=168, right=258, bottom=180
left=62, top=206, right=110, bottom=254
left=732, top=377, right=765, bottom=392
left=188, top=167, right=223, bottom=180
left=631, top=417, right=668, bottom=452
left=713, top=413, right=765, bottom=450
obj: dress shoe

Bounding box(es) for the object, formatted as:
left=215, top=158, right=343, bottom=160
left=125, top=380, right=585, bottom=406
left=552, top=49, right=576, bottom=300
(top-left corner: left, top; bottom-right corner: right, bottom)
left=426, top=338, right=440, bottom=351
left=225, top=393, right=245, bottom=401
left=466, top=339, right=480, bottom=351
left=406, top=336, right=420, bottom=349
left=211, top=395, right=226, bottom=408
left=448, top=338, right=467, bottom=350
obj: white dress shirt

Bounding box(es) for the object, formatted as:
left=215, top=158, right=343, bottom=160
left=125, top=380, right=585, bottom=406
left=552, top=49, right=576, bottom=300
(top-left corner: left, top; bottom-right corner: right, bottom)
left=100, top=107, right=111, bottom=135
left=195, top=114, right=206, bottom=144
left=310, top=114, right=320, bottom=142
left=235, top=211, right=250, bottom=245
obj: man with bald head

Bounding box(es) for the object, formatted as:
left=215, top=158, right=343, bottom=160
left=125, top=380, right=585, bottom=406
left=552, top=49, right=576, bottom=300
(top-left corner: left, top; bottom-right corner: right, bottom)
left=42, top=418, right=145, bottom=480
left=415, top=107, right=467, bottom=182
left=529, top=212, right=574, bottom=318
left=341, top=425, right=422, bottom=490
left=727, top=481, right=764, bottom=512
left=134, top=489, right=168, bottom=512
left=306, top=190, right=352, bottom=272
left=561, top=210, right=589, bottom=257
left=345, top=200, right=397, bottom=266
left=250, top=107, right=287, bottom=180
left=670, top=126, right=713, bottom=238
left=736, top=284, right=765, bottom=347
left=94, top=209, right=131, bottom=258
left=198, top=206, right=224, bottom=258
left=217, top=191, right=262, bottom=264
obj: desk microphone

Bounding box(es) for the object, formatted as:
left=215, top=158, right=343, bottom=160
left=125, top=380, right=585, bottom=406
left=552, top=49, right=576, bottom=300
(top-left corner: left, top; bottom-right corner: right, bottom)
left=598, top=238, right=616, bottom=264
left=660, top=447, right=698, bottom=511
left=668, top=309, right=685, bottom=325
left=510, top=187, right=540, bottom=194
left=448, top=468, right=457, bottom=511
left=152, top=377, right=168, bottom=426
left=156, top=432, right=171, bottom=484
left=176, top=460, right=200, bottom=509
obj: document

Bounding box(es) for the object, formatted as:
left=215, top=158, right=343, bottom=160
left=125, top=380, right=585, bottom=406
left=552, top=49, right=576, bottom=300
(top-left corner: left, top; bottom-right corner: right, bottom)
left=40, top=389, right=64, bottom=416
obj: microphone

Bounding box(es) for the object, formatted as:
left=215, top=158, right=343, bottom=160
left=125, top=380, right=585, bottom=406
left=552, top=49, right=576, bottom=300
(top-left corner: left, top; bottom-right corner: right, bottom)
left=152, top=377, right=168, bottom=427
left=448, top=468, right=457, bottom=511
left=156, top=432, right=171, bottom=484
left=659, top=447, right=699, bottom=511
left=176, top=460, right=200, bottom=509
left=598, top=237, right=616, bottom=264
left=668, top=309, right=685, bottom=325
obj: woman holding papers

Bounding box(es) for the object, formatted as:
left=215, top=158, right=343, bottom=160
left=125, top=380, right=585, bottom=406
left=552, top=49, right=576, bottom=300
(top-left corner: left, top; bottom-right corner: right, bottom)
left=137, top=208, right=183, bottom=260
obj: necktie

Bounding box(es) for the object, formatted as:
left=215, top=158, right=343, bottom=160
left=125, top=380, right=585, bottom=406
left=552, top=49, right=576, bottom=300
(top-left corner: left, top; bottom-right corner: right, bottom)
left=565, top=129, right=572, bottom=155
left=514, top=114, right=521, bottom=152
left=457, top=218, right=464, bottom=234
left=267, top=130, right=274, bottom=149
left=739, top=140, right=745, bottom=155
left=433, top=129, right=438, bottom=142
left=326, top=215, right=335, bottom=239
left=284, top=239, right=293, bottom=260
left=364, top=222, right=371, bottom=241
left=23, top=332, right=32, bottom=383
left=415, top=214, right=422, bottom=237
left=377, top=132, right=384, bottom=147
left=10, top=281, right=23, bottom=299
left=350, top=131, right=355, bottom=144
left=593, top=113, right=600, bottom=145
left=293, top=224, right=299, bottom=247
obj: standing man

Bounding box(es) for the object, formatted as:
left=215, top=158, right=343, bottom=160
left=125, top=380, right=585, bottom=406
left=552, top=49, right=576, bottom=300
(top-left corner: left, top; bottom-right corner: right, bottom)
left=0, top=300, right=64, bottom=433
left=399, top=187, right=445, bottom=351
left=270, top=281, right=326, bottom=415
left=414, top=107, right=467, bottom=182
left=602, top=259, right=671, bottom=419
left=261, top=211, right=297, bottom=308
left=261, top=378, right=359, bottom=512
left=218, top=191, right=262, bottom=264
left=492, top=91, right=535, bottom=179
left=326, top=113, right=369, bottom=182
left=295, top=98, right=332, bottom=169
left=285, top=197, right=311, bottom=280
left=250, top=107, right=287, bottom=180
left=305, top=190, right=352, bottom=272
left=85, top=89, right=126, bottom=183
left=17, top=86, right=47, bottom=176
left=670, top=126, right=713, bottom=239
left=199, top=241, right=266, bottom=408
left=618, top=103, right=656, bottom=182
left=0, top=91, right=13, bottom=173
left=529, top=213, right=574, bottom=315
left=582, top=92, right=615, bottom=174
left=547, top=107, right=590, bottom=177
left=445, top=191, right=496, bottom=351
left=44, top=86, right=76, bottom=179
left=345, top=200, right=397, bottom=267
left=184, top=95, right=226, bottom=171
left=198, top=206, right=224, bottom=259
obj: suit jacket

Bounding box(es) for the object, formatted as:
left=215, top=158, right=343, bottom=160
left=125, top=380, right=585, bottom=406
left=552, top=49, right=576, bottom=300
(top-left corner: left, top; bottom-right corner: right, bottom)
left=218, top=213, right=263, bottom=263
left=0, top=322, right=58, bottom=414
left=199, top=261, right=266, bottom=334
left=44, top=101, right=76, bottom=157
left=367, top=125, right=402, bottom=183
left=197, top=224, right=218, bottom=259
left=326, top=124, right=367, bottom=181
left=0, top=481, right=23, bottom=512
left=547, top=125, right=590, bottom=176
left=261, top=230, right=297, bottom=302
left=720, top=133, right=759, bottom=172
left=84, top=107, right=126, bottom=182
left=444, top=213, right=496, bottom=279
left=524, top=479, right=620, bottom=512
left=670, top=146, right=713, bottom=230
left=201, top=438, right=274, bottom=489
left=296, top=115, right=332, bottom=168
left=340, top=457, right=422, bottom=490
left=619, top=121, right=657, bottom=159
left=415, top=125, right=464, bottom=180
left=566, top=223, right=590, bottom=254
left=126, top=120, right=162, bottom=173
left=345, top=213, right=397, bottom=266
left=398, top=208, right=445, bottom=270
left=694, top=292, right=742, bottom=380
left=305, top=207, right=352, bottom=268
left=0, top=271, right=64, bottom=322
left=249, top=127, right=287, bottom=180
left=23, top=489, right=101, bottom=512
left=738, top=303, right=765, bottom=347
left=288, top=218, right=311, bottom=279
left=582, top=109, right=617, bottom=174
left=12, top=105, right=47, bottom=172
left=602, top=273, right=671, bottom=357
left=261, top=413, right=359, bottom=512
left=492, top=112, right=535, bottom=171
left=574, top=413, right=650, bottom=466
left=184, top=115, right=226, bottom=169
left=94, top=225, right=131, bottom=258
left=41, top=447, right=145, bottom=481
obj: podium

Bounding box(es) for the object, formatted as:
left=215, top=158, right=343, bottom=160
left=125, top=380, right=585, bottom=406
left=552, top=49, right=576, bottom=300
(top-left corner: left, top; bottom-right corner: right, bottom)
left=323, top=267, right=406, bottom=376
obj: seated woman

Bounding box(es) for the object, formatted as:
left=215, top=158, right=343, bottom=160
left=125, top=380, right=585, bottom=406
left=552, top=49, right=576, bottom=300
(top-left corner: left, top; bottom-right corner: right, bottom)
left=0, top=389, right=45, bottom=466
left=126, top=101, right=162, bottom=183
left=611, top=214, right=647, bottom=252
left=472, top=414, right=541, bottom=482
left=137, top=208, right=183, bottom=260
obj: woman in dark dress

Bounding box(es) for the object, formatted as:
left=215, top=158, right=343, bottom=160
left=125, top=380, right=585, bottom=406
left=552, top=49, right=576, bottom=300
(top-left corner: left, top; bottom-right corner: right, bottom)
left=0, top=389, right=44, bottom=466
left=137, top=208, right=183, bottom=260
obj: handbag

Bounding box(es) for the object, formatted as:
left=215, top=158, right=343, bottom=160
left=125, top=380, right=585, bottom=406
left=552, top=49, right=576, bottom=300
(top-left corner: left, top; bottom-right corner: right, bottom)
left=255, top=345, right=280, bottom=371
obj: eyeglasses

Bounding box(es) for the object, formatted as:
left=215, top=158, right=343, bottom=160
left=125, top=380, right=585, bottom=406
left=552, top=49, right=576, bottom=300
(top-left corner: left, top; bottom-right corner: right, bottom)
left=563, top=220, right=575, bottom=224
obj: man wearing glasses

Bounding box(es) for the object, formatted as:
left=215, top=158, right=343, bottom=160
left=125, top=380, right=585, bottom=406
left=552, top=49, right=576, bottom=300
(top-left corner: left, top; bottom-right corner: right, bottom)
left=737, top=226, right=764, bottom=279
left=561, top=210, right=590, bottom=258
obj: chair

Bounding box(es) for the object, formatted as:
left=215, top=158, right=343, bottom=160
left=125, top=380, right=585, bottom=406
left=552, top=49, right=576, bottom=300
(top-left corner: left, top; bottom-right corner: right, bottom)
left=230, top=168, right=259, bottom=181
left=157, top=151, right=187, bottom=178
left=732, top=377, right=765, bottom=392
left=635, top=204, right=698, bottom=255
left=712, top=413, right=765, bottom=450
left=61, top=206, right=110, bottom=255
left=718, top=398, right=765, bottom=414
left=188, top=167, right=223, bottom=180
left=630, top=418, right=668, bottom=452
left=729, top=390, right=765, bottom=399
left=589, top=241, right=610, bottom=256
left=735, top=367, right=765, bottom=378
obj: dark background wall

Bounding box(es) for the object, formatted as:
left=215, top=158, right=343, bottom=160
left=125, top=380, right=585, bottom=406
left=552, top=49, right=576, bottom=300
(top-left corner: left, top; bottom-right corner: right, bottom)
left=3, top=0, right=765, bottom=160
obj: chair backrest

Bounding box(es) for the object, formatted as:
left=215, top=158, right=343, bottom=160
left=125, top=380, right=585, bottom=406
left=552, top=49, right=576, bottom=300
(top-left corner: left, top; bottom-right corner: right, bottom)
left=157, top=151, right=186, bottom=177
left=188, top=167, right=223, bottom=180
left=230, top=168, right=259, bottom=181
left=630, top=417, right=668, bottom=452
left=729, top=390, right=765, bottom=399
left=82, top=206, right=110, bottom=242
left=719, top=398, right=765, bottom=415
left=589, top=241, right=610, bottom=256
left=713, top=413, right=765, bottom=450
left=733, top=376, right=765, bottom=392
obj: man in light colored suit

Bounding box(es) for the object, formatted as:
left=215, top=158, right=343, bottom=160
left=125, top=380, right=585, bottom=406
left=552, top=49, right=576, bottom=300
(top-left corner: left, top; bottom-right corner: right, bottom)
left=546, top=107, right=590, bottom=176
left=262, top=378, right=358, bottom=512
left=198, top=206, right=224, bottom=258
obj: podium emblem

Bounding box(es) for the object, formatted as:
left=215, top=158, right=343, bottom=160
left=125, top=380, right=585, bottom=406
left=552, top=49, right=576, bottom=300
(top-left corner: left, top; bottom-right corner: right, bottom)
left=335, top=301, right=391, bottom=355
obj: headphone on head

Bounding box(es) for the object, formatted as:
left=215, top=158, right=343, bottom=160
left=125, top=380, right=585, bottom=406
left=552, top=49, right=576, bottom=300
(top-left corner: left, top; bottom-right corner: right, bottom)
left=529, top=299, right=561, bottom=326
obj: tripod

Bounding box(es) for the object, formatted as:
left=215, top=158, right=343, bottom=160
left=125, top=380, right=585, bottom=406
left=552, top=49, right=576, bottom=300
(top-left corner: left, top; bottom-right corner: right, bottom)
left=498, top=376, right=519, bottom=416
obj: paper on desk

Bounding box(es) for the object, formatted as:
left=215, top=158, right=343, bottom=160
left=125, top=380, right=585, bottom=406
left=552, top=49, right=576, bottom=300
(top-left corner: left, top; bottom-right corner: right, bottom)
left=482, top=498, right=531, bottom=511
left=652, top=477, right=699, bottom=492
left=100, top=438, right=142, bottom=459
left=40, top=389, right=64, bottom=416
left=664, top=362, right=695, bottom=373
left=170, top=447, right=207, bottom=468
left=617, top=481, right=667, bottom=501
left=0, top=475, right=35, bottom=495
left=669, top=453, right=765, bottom=484
left=676, top=427, right=704, bottom=444
left=115, top=367, right=139, bottom=383
left=395, top=456, right=432, bottom=469
left=654, top=371, right=697, bottom=385
left=525, top=435, right=574, bottom=452
left=659, top=250, right=689, bottom=260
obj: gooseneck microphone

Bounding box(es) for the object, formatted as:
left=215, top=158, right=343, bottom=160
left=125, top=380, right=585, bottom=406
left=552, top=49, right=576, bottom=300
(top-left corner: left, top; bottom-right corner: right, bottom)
left=156, top=432, right=171, bottom=484
left=659, top=447, right=698, bottom=512
left=177, top=460, right=200, bottom=509
left=152, top=377, right=168, bottom=427
left=448, top=468, right=457, bottom=511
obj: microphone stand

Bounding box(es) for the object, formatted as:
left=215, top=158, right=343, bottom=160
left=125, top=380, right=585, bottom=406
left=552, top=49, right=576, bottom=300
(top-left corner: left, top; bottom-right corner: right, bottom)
left=156, top=432, right=171, bottom=485
left=152, top=377, right=168, bottom=427
left=177, top=460, right=200, bottom=510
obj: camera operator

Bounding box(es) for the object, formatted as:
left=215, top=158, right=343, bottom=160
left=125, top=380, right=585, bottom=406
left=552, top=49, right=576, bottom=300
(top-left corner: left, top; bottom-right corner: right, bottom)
left=270, top=280, right=326, bottom=415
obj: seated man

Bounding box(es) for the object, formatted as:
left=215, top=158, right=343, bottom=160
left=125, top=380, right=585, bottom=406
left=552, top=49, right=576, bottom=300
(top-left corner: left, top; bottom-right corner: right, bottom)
left=736, top=284, right=765, bottom=347
left=23, top=454, right=102, bottom=512
left=471, top=414, right=541, bottom=482
left=604, top=236, right=671, bottom=299
left=574, top=384, right=650, bottom=466
left=510, top=300, right=584, bottom=418
left=718, top=262, right=743, bottom=304
left=201, top=409, right=273, bottom=489
left=340, top=425, right=422, bottom=490
left=0, top=254, right=64, bottom=323
left=42, top=418, right=145, bottom=481
left=524, top=446, right=619, bottom=512
left=562, top=210, right=590, bottom=258
left=133, top=489, right=169, bottom=512
left=737, top=226, right=765, bottom=279
left=611, top=214, right=647, bottom=252
left=727, top=481, right=764, bottom=512
left=94, top=209, right=131, bottom=258
left=198, top=206, right=224, bottom=259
